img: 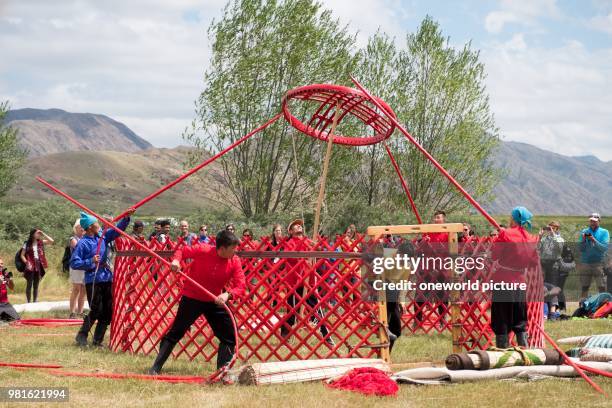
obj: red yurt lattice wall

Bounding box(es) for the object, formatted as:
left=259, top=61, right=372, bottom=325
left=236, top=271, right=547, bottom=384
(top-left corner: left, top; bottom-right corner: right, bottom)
left=110, top=232, right=543, bottom=364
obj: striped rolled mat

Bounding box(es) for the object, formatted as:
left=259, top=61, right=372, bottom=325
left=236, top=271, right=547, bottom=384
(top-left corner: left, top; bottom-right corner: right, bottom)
left=558, top=334, right=612, bottom=348
left=445, top=349, right=562, bottom=370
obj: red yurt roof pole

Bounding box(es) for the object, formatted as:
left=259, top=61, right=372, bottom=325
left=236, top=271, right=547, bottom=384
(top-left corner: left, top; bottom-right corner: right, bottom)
left=110, top=113, right=282, bottom=222
left=383, top=142, right=422, bottom=224
left=351, top=76, right=500, bottom=230
left=35, top=177, right=239, bottom=382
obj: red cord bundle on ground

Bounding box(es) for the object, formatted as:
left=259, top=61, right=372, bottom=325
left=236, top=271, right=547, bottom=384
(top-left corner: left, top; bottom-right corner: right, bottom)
left=326, top=367, right=398, bottom=397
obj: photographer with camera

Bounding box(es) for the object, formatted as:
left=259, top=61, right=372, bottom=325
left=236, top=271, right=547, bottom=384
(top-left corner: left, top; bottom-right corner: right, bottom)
left=538, top=221, right=564, bottom=285
left=0, top=257, right=20, bottom=322
left=578, top=213, right=609, bottom=299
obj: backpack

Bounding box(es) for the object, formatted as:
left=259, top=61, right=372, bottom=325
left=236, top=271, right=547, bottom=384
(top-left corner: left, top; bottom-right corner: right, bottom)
left=14, top=244, right=26, bottom=273
left=61, top=245, right=71, bottom=273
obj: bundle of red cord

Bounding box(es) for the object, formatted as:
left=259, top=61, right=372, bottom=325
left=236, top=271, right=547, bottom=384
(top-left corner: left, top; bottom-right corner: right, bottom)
left=326, top=367, right=398, bottom=397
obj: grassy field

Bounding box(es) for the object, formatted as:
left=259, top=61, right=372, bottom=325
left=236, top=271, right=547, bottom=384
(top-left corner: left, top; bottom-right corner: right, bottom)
left=1, top=215, right=611, bottom=407
left=0, top=316, right=610, bottom=408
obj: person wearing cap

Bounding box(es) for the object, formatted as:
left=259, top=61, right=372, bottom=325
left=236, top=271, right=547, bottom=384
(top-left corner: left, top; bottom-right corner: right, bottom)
left=131, top=220, right=146, bottom=242
left=148, top=230, right=245, bottom=376
left=490, top=206, right=539, bottom=348
left=71, top=209, right=134, bottom=347
left=578, top=213, right=609, bottom=298
left=280, top=219, right=334, bottom=346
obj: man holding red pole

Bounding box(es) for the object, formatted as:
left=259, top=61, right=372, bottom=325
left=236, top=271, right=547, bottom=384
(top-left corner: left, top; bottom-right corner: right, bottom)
left=149, top=230, right=246, bottom=375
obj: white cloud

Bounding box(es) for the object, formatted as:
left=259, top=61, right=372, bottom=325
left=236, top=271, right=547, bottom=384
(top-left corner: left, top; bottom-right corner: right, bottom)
left=504, top=33, right=527, bottom=51
left=0, top=0, right=403, bottom=147
left=483, top=38, right=612, bottom=160
left=589, top=12, right=612, bottom=35
left=485, top=0, right=560, bottom=33
left=0, top=0, right=219, bottom=146
left=323, top=0, right=408, bottom=46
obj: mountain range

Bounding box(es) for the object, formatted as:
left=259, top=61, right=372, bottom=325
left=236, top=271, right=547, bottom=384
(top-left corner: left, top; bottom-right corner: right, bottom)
left=6, top=108, right=152, bottom=157
left=4, top=108, right=611, bottom=216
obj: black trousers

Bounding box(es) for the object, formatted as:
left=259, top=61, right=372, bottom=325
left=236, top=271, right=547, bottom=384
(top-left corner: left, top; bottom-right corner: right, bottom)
left=541, top=260, right=557, bottom=285
left=25, top=273, right=41, bottom=303
left=85, top=282, right=113, bottom=325
left=281, top=286, right=330, bottom=338
left=490, top=289, right=527, bottom=335
left=0, top=302, right=20, bottom=321
left=557, top=273, right=568, bottom=310
left=163, top=296, right=235, bottom=369
left=386, top=301, right=402, bottom=350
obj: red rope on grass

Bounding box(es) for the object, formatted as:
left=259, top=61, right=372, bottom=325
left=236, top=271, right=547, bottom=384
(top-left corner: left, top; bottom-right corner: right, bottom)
left=539, top=327, right=608, bottom=396
left=47, top=370, right=206, bottom=384
left=10, top=319, right=83, bottom=327
left=0, top=362, right=63, bottom=369
left=0, top=362, right=206, bottom=385
left=35, top=178, right=238, bottom=384
left=326, top=367, right=398, bottom=397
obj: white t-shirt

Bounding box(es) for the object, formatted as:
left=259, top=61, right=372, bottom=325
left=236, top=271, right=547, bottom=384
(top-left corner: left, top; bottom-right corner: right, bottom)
left=32, top=242, right=39, bottom=260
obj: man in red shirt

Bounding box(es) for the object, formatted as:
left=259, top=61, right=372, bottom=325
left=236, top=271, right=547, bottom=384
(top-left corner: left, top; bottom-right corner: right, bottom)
left=280, top=219, right=334, bottom=346
left=414, top=210, right=450, bottom=329
left=490, top=206, right=539, bottom=348
left=149, top=230, right=246, bottom=375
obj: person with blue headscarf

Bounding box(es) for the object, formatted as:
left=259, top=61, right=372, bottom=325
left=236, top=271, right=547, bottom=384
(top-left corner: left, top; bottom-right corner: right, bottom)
left=70, top=209, right=134, bottom=347
left=490, top=206, right=539, bottom=348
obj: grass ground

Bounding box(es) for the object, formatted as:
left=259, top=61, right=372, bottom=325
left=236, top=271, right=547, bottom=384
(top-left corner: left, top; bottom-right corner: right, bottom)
left=0, top=317, right=610, bottom=408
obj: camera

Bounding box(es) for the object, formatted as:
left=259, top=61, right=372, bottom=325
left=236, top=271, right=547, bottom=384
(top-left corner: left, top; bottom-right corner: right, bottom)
left=584, top=232, right=592, bottom=237
left=1, top=267, right=12, bottom=279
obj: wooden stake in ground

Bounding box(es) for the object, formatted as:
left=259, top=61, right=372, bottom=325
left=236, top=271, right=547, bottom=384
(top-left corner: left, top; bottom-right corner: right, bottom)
left=312, top=100, right=341, bottom=241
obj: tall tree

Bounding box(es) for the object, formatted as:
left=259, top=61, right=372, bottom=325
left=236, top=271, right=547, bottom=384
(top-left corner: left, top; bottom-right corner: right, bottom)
left=0, top=101, right=27, bottom=198
left=184, top=0, right=360, bottom=219
left=389, top=16, right=501, bottom=220
left=352, top=32, right=397, bottom=208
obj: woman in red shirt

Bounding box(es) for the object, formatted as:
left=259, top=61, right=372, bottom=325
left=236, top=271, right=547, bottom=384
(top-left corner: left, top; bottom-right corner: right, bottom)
left=490, top=206, right=539, bottom=348
left=149, top=230, right=246, bottom=375
left=20, top=229, right=54, bottom=303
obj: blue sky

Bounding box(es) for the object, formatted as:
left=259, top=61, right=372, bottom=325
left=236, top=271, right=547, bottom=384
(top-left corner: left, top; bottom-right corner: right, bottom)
left=1, top=0, right=611, bottom=159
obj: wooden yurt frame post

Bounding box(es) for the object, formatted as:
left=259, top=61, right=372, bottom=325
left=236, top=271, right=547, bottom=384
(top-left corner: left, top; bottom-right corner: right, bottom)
left=366, top=222, right=465, bottom=361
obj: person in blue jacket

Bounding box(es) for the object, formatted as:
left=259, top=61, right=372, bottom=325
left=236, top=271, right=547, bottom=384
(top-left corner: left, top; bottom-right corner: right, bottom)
left=71, top=209, right=134, bottom=347
left=578, top=212, right=609, bottom=299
